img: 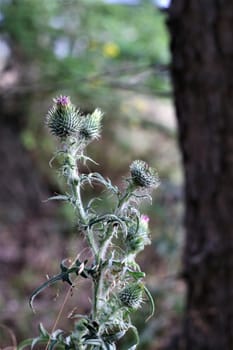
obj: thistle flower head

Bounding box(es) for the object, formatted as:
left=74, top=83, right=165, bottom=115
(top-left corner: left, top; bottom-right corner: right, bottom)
left=130, top=160, right=159, bottom=189
left=79, top=108, right=103, bottom=143
left=54, top=95, right=70, bottom=107
left=46, top=95, right=80, bottom=138
left=118, top=282, right=144, bottom=309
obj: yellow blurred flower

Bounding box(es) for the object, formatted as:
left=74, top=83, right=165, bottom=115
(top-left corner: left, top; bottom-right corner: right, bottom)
left=103, top=42, right=120, bottom=58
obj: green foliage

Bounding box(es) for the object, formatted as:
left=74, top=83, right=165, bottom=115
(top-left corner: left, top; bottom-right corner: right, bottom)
left=1, top=0, right=170, bottom=98
left=1, top=0, right=57, bottom=57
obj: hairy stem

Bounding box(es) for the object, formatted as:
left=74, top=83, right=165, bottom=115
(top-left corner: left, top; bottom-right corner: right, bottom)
left=92, top=225, right=117, bottom=321
left=72, top=180, right=87, bottom=224
left=117, top=183, right=135, bottom=210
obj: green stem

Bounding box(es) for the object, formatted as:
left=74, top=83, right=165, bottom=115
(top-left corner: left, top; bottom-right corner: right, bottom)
left=86, top=227, right=98, bottom=256
left=73, top=181, right=87, bottom=224
left=65, top=142, right=99, bottom=256
left=117, top=183, right=135, bottom=209
left=92, top=225, right=117, bottom=320
left=65, top=141, right=87, bottom=224
left=92, top=250, right=104, bottom=320
left=71, top=171, right=98, bottom=257
left=92, top=274, right=102, bottom=320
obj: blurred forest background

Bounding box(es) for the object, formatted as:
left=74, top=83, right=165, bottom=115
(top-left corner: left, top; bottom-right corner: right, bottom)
left=0, top=0, right=183, bottom=348
left=1, top=0, right=232, bottom=349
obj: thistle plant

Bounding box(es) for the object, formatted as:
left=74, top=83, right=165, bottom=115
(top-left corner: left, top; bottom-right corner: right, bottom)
left=19, top=96, right=159, bottom=350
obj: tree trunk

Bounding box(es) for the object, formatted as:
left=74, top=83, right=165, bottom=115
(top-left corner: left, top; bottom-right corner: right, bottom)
left=167, top=1, right=233, bottom=349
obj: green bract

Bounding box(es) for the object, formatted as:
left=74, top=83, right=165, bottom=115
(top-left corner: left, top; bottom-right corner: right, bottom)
left=126, top=215, right=151, bottom=255
left=46, top=96, right=80, bottom=138
left=79, top=108, right=103, bottom=143
left=119, top=282, right=144, bottom=309
left=130, top=159, right=159, bottom=189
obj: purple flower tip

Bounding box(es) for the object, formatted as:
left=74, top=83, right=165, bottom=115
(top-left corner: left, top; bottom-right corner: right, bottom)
left=54, top=95, right=70, bottom=106
left=141, top=214, right=150, bottom=223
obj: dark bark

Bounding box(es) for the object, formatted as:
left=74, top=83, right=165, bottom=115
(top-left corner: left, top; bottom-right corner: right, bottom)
left=167, top=1, right=233, bottom=349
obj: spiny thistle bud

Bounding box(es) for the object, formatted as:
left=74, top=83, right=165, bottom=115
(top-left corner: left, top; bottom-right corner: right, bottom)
left=79, top=108, right=103, bottom=143
left=130, top=160, right=159, bottom=189
left=126, top=214, right=151, bottom=254
left=118, top=282, right=144, bottom=309
left=46, top=95, right=80, bottom=138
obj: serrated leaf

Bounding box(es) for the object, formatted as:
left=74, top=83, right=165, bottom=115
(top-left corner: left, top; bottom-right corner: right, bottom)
left=17, top=338, right=33, bottom=350
left=126, top=270, right=146, bottom=280
left=48, top=339, right=59, bottom=350
left=144, top=286, right=155, bottom=321
left=101, top=342, right=111, bottom=350
left=31, top=337, right=48, bottom=349
left=39, top=323, right=49, bottom=337
left=83, top=172, right=118, bottom=194
left=51, top=329, right=64, bottom=339
left=79, top=154, right=99, bottom=165
left=105, top=343, right=116, bottom=350
left=89, top=214, right=127, bottom=235
left=126, top=325, right=139, bottom=350
left=29, top=273, right=70, bottom=312
left=46, top=195, right=70, bottom=202
left=84, top=338, right=102, bottom=346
